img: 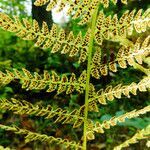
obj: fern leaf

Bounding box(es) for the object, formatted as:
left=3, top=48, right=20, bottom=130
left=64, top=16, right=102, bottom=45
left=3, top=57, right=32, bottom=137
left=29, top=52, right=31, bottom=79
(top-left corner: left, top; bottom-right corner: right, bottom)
left=69, top=32, right=82, bottom=57
left=131, top=8, right=150, bottom=33
left=34, top=0, right=128, bottom=25
left=61, top=31, right=75, bottom=54
left=0, top=124, right=82, bottom=149
left=95, top=11, right=104, bottom=45
left=109, top=61, right=117, bottom=73
left=0, top=71, right=13, bottom=86
left=0, top=13, right=94, bottom=63
left=94, top=9, right=150, bottom=45
left=91, top=36, right=149, bottom=79
left=105, top=86, right=114, bottom=101
left=89, top=76, right=150, bottom=105
left=96, top=89, right=107, bottom=105
left=0, top=68, right=86, bottom=94
left=34, top=0, right=49, bottom=6
left=86, top=120, right=95, bottom=140
left=88, top=101, right=99, bottom=112
left=114, top=124, right=150, bottom=150
left=117, top=46, right=128, bottom=68
left=66, top=73, right=76, bottom=94
left=111, top=14, right=119, bottom=37
left=73, top=106, right=85, bottom=128
left=103, top=15, right=112, bottom=39
left=76, top=70, right=87, bottom=93
left=78, top=0, right=99, bottom=25
left=91, top=48, right=101, bottom=79
left=57, top=74, right=68, bottom=94
left=0, top=98, right=85, bottom=128
left=91, top=105, right=150, bottom=136
left=79, top=29, right=91, bottom=63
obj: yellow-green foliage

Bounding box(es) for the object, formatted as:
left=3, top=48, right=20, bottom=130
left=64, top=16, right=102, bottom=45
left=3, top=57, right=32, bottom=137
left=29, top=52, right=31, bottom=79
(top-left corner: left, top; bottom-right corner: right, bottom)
left=0, top=145, right=11, bottom=150
left=0, top=68, right=86, bottom=94
left=0, top=0, right=150, bottom=149
left=114, top=124, right=150, bottom=150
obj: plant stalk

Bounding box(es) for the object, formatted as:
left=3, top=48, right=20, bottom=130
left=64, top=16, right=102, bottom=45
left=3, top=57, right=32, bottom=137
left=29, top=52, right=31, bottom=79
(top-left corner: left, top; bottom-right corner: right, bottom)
left=133, top=62, right=150, bottom=75
left=83, top=7, right=99, bottom=150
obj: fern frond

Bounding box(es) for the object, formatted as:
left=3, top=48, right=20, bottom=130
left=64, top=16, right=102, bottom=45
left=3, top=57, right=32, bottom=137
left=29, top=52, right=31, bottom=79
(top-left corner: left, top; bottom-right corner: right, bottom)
left=85, top=105, right=150, bottom=140
left=131, top=8, right=150, bottom=34
left=0, top=68, right=86, bottom=94
left=91, top=36, right=150, bottom=78
left=95, top=9, right=150, bottom=45
left=0, top=13, right=92, bottom=63
left=77, top=0, right=99, bottom=25
left=114, top=124, right=150, bottom=150
left=0, top=97, right=97, bottom=130
left=0, top=124, right=82, bottom=149
left=91, top=48, right=101, bottom=79
left=89, top=76, right=150, bottom=105
left=91, top=105, right=150, bottom=136
left=0, top=98, right=86, bottom=128
left=34, top=0, right=127, bottom=25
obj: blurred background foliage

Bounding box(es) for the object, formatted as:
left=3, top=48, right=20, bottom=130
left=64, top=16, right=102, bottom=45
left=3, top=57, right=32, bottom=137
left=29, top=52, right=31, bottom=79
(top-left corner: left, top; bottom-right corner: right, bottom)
left=0, top=0, right=150, bottom=149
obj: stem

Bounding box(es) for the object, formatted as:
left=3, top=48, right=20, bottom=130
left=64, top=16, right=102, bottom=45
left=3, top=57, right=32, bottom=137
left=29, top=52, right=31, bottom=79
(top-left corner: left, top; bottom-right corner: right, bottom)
left=83, top=8, right=99, bottom=150
left=133, top=62, right=150, bottom=75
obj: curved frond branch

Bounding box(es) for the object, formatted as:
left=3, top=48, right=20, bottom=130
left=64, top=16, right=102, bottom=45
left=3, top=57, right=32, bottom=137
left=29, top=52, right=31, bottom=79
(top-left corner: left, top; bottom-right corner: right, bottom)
left=94, top=105, right=150, bottom=134
left=34, top=0, right=128, bottom=25
left=133, top=62, right=150, bottom=76
left=0, top=124, right=82, bottom=149
left=95, top=9, right=150, bottom=45
left=90, top=76, right=150, bottom=105
left=85, top=105, right=150, bottom=140
left=0, top=98, right=85, bottom=128
left=0, top=68, right=86, bottom=94
left=0, top=13, right=91, bottom=63
left=0, top=97, right=95, bottom=129
left=113, top=124, right=150, bottom=150
left=91, top=36, right=150, bottom=79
